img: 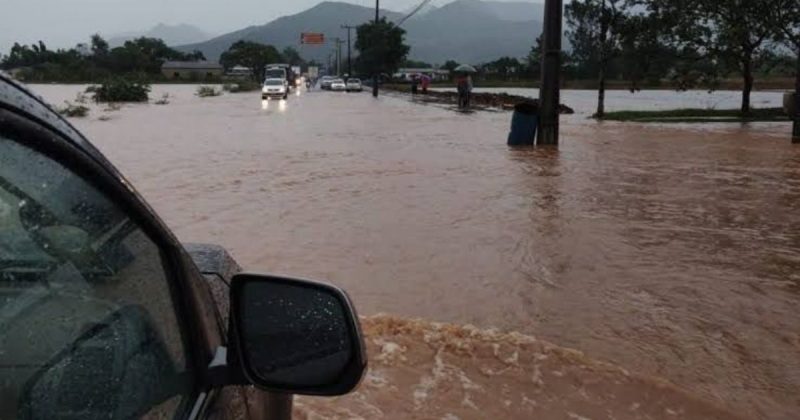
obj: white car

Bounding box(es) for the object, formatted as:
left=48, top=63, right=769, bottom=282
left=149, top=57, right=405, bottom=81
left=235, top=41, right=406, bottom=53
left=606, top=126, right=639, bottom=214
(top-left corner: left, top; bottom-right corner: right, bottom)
left=330, top=78, right=346, bottom=91
left=262, top=78, right=288, bottom=100
left=346, top=78, right=363, bottom=92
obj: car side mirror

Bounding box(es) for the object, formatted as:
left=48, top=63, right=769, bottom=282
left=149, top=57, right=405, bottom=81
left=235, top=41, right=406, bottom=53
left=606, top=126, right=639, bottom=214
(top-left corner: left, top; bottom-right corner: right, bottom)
left=228, top=274, right=366, bottom=396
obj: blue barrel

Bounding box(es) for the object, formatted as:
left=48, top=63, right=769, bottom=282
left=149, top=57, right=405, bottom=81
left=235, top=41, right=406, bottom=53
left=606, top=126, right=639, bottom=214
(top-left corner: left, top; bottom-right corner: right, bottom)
left=507, top=101, right=539, bottom=146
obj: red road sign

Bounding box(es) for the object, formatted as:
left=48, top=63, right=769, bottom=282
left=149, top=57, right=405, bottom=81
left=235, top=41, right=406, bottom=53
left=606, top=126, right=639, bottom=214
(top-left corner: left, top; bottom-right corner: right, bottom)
left=301, top=33, right=325, bottom=45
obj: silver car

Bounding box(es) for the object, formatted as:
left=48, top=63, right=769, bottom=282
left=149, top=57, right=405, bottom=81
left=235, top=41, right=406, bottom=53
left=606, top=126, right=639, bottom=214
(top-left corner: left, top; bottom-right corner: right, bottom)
left=346, top=78, right=363, bottom=92
left=330, top=78, right=347, bottom=91
left=262, top=78, right=288, bottom=100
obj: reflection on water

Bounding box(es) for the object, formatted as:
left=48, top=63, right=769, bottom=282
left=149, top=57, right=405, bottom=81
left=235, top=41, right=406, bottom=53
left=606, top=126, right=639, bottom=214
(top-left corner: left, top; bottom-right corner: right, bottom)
left=259, top=98, right=288, bottom=112
left=34, top=84, right=800, bottom=420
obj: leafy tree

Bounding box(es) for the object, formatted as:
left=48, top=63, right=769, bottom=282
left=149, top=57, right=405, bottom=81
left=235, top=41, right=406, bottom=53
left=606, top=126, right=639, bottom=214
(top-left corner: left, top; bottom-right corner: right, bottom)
left=526, top=37, right=543, bottom=78
left=106, top=37, right=193, bottom=75
left=566, top=0, right=630, bottom=117
left=220, top=40, right=283, bottom=81
left=766, top=0, right=799, bottom=139
left=355, top=17, right=410, bottom=77
left=91, top=34, right=109, bottom=56
left=282, top=47, right=304, bottom=66
left=185, top=50, right=206, bottom=61
left=402, top=59, right=432, bottom=68
left=484, top=56, right=522, bottom=80
left=617, top=13, right=675, bottom=91
left=442, top=60, right=460, bottom=73
left=647, top=0, right=775, bottom=114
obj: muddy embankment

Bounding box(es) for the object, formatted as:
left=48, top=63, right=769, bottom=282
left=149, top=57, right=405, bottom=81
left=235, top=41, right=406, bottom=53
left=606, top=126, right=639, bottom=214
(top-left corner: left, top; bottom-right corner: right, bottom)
left=383, top=84, right=574, bottom=113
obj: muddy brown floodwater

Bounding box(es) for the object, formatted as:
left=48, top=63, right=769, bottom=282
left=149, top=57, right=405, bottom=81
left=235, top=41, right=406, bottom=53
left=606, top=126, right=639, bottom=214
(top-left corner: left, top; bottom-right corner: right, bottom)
left=36, top=84, right=799, bottom=419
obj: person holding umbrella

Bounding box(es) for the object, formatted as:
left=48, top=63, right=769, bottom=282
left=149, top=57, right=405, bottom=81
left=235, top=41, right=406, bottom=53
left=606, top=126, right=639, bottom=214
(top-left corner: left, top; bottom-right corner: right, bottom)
left=454, top=64, right=476, bottom=110
left=420, top=73, right=432, bottom=94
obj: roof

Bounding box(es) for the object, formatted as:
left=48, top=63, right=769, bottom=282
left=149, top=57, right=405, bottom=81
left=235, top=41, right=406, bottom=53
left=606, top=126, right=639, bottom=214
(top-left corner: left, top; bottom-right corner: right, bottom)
left=397, top=68, right=451, bottom=74
left=162, top=61, right=223, bottom=70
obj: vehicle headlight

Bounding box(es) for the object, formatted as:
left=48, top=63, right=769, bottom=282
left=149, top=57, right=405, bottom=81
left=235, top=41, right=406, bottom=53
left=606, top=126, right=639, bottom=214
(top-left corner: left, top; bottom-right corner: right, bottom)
left=262, top=87, right=269, bottom=93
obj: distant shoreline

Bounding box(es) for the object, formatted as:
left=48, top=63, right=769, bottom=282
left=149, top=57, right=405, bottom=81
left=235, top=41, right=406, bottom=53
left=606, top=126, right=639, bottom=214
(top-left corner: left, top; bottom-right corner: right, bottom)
left=425, top=77, right=796, bottom=91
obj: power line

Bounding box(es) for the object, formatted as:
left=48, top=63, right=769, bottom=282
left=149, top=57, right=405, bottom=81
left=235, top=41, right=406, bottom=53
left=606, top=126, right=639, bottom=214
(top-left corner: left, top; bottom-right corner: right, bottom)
left=396, top=0, right=434, bottom=27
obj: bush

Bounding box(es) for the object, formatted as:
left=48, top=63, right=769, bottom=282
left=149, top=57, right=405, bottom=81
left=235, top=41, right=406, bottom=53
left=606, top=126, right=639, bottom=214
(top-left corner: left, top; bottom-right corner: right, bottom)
left=154, top=93, right=170, bottom=105
left=222, top=80, right=260, bottom=93
left=196, top=86, right=221, bottom=97
left=57, top=101, right=89, bottom=118
left=87, top=78, right=150, bottom=102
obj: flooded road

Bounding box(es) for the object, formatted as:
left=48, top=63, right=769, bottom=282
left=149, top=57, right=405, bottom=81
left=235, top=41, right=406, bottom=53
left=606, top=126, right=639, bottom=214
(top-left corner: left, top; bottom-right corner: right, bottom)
left=37, top=84, right=800, bottom=419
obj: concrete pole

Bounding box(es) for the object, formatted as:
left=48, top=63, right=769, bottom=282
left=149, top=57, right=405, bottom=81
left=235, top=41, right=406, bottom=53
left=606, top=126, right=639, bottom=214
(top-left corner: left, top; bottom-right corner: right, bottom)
left=793, top=48, right=799, bottom=143
left=334, top=38, right=344, bottom=76
left=537, top=0, right=563, bottom=145
left=373, top=0, right=380, bottom=97
left=341, top=25, right=356, bottom=77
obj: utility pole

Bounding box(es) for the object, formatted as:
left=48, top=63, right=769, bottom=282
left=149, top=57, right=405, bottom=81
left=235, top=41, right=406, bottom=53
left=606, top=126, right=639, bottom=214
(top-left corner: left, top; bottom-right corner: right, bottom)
left=341, top=25, right=356, bottom=77
left=794, top=48, right=799, bottom=143
left=373, top=0, right=380, bottom=97
left=537, top=0, right=563, bottom=146
left=334, top=38, right=345, bottom=76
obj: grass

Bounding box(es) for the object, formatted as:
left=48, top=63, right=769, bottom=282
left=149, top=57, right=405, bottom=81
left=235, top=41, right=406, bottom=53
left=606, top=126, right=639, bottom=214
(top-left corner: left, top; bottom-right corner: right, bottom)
left=154, top=93, right=170, bottom=105
left=56, top=101, right=89, bottom=117
left=598, top=107, right=790, bottom=123
left=196, top=85, right=222, bottom=97
left=222, top=80, right=260, bottom=93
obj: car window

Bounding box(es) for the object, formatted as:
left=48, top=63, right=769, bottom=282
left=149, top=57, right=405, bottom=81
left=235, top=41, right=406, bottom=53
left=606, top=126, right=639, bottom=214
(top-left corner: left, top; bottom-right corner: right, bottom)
left=0, top=135, right=192, bottom=419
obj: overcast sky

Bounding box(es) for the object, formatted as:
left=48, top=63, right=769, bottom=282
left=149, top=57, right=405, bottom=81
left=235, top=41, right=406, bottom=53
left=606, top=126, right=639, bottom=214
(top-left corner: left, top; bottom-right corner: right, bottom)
left=2, top=0, right=536, bottom=54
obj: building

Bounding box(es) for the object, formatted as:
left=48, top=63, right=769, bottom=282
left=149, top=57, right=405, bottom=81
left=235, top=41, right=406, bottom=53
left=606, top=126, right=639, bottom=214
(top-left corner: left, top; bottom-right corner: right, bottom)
left=393, top=68, right=451, bottom=82
left=226, top=65, right=252, bottom=78
left=161, top=61, right=223, bottom=80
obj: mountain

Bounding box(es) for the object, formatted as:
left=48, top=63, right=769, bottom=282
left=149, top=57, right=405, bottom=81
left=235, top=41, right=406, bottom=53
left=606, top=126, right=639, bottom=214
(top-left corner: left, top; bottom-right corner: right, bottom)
left=176, top=0, right=544, bottom=64
left=401, top=2, right=439, bottom=19
left=108, top=23, right=213, bottom=48
left=177, top=2, right=403, bottom=63
left=484, top=1, right=545, bottom=22
left=403, top=0, right=542, bottom=63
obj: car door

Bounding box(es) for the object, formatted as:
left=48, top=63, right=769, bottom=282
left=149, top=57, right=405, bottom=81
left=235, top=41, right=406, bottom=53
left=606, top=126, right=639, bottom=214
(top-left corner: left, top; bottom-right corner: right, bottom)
left=0, top=94, right=209, bottom=420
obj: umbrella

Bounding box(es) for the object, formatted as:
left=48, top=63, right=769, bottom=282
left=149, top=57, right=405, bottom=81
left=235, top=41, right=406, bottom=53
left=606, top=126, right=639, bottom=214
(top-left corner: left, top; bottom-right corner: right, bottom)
left=453, top=64, right=477, bottom=73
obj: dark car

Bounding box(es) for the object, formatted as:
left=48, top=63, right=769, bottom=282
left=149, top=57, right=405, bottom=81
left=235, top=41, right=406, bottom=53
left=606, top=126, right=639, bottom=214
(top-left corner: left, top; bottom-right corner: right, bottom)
left=0, top=73, right=367, bottom=420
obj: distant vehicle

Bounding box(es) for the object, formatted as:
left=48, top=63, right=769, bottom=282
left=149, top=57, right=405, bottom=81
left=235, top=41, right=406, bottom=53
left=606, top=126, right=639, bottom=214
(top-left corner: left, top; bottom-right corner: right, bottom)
left=265, top=64, right=297, bottom=89
left=308, top=66, right=319, bottom=79
left=330, top=78, right=347, bottom=91
left=262, top=78, right=288, bottom=100
left=346, top=78, right=363, bottom=92
left=320, top=75, right=335, bottom=90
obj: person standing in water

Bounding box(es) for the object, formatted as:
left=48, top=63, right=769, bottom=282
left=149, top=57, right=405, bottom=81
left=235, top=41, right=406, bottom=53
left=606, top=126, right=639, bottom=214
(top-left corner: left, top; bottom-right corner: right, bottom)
left=456, top=73, right=473, bottom=109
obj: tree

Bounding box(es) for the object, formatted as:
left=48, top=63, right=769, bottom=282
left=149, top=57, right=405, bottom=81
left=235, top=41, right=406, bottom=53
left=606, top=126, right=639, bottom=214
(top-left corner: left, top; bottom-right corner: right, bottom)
left=355, top=17, right=410, bottom=77
left=648, top=0, right=774, bottom=114
left=282, top=47, right=303, bottom=66
left=766, top=0, right=800, bottom=140
left=442, top=60, right=460, bottom=73
left=526, top=37, right=543, bottom=78
left=484, top=56, right=522, bottom=80
left=106, top=37, right=189, bottom=75
left=617, top=13, right=675, bottom=91
left=91, top=34, right=109, bottom=56
left=220, top=40, right=283, bottom=81
left=566, top=0, right=630, bottom=117
left=402, top=59, right=432, bottom=68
